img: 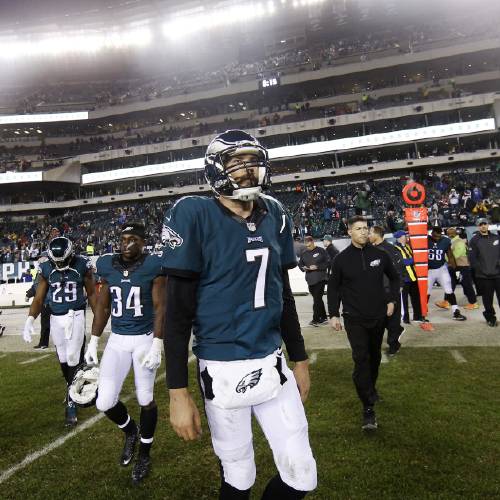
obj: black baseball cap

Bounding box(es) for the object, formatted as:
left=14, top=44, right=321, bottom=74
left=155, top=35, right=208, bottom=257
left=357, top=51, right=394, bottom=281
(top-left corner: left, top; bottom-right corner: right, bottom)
left=120, top=222, right=146, bottom=239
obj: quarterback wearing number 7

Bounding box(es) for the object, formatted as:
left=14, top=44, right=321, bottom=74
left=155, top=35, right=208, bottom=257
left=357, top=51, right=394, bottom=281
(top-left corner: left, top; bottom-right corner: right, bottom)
left=162, top=130, right=317, bottom=499
left=85, top=223, right=166, bottom=484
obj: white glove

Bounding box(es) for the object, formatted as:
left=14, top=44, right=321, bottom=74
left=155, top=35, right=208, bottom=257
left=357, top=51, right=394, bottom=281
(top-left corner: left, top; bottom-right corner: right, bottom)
left=64, top=309, right=75, bottom=340
left=141, top=338, right=163, bottom=370
left=84, top=335, right=99, bottom=366
left=23, top=316, right=35, bottom=343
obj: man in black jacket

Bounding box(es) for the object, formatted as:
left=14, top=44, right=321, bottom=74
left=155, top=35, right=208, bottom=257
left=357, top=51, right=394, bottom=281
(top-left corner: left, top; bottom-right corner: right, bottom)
left=25, top=257, right=51, bottom=349
left=328, top=216, right=400, bottom=431
left=323, top=234, right=339, bottom=276
left=369, top=226, right=405, bottom=355
left=469, top=218, right=500, bottom=326
left=299, top=236, right=330, bottom=326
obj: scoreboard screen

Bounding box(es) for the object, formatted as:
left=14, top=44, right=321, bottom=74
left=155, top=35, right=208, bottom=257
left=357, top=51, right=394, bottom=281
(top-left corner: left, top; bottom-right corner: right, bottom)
left=259, top=76, right=280, bottom=89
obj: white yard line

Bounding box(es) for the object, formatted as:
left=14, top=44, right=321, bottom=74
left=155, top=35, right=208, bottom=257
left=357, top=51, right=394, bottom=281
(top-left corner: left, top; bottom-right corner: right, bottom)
left=450, top=350, right=467, bottom=363
left=19, top=355, right=51, bottom=365
left=381, top=352, right=389, bottom=364
left=0, top=354, right=7, bottom=359
left=309, top=352, right=318, bottom=365
left=0, top=354, right=196, bottom=485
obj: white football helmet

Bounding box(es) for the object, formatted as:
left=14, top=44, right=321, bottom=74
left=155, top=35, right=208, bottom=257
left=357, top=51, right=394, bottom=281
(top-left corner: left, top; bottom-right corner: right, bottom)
left=204, top=130, right=271, bottom=201
left=69, top=365, right=99, bottom=407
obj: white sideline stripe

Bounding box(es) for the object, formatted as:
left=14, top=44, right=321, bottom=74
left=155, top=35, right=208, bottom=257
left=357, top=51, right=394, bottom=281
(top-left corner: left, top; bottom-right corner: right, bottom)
left=0, top=353, right=196, bottom=485
left=19, top=355, right=51, bottom=365
left=381, top=352, right=389, bottom=364
left=450, top=350, right=467, bottom=363
left=0, top=354, right=6, bottom=359
left=309, top=352, right=318, bottom=365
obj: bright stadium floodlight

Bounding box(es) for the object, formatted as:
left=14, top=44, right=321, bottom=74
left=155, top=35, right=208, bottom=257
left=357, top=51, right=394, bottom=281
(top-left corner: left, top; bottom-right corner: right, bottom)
left=0, top=25, right=152, bottom=59
left=163, top=1, right=277, bottom=41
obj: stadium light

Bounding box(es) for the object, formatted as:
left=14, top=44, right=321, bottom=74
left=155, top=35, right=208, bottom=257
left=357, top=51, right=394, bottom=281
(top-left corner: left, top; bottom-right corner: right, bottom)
left=0, top=26, right=152, bottom=60
left=163, top=1, right=286, bottom=41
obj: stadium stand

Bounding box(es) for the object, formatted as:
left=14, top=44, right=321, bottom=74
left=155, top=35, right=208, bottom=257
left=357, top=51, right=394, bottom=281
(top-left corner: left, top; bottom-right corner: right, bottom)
left=1, top=168, right=498, bottom=270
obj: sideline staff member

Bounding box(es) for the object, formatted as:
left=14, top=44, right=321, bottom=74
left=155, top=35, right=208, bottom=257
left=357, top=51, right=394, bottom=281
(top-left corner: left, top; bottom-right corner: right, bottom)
left=298, top=236, right=330, bottom=326
left=327, top=216, right=400, bottom=430
left=469, top=217, right=500, bottom=326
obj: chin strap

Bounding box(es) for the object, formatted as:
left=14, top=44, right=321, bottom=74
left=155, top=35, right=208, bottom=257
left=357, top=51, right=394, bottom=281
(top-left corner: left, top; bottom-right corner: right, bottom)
left=225, top=187, right=262, bottom=202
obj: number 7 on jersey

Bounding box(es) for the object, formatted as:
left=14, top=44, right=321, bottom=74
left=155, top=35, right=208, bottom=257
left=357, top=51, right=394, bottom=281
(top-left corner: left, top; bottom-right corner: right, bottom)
left=246, top=248, right=269, bottom=309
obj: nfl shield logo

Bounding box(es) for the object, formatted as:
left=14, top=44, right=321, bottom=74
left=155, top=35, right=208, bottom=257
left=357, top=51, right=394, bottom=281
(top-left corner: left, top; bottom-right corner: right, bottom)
left=123, top=270, right=129, bottom=277
left=247, top=223, right=256, bottom=232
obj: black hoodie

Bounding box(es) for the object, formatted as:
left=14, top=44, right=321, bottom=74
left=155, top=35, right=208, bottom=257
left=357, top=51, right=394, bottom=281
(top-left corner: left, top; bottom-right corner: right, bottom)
left=469, top=231, right=500, bottom=279
left=327, top=243, right=400, bottom=320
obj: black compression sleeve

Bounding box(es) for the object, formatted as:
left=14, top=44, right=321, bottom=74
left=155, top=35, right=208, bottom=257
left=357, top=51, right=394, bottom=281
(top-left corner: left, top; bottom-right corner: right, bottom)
left=164, top=275, right=199, bottom=389
left=280, top=270, right=308, bottom=362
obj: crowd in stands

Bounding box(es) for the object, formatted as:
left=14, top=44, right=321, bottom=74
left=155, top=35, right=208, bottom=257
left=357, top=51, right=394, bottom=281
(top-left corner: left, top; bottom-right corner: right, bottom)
left=1, top=168, right=498, bottom=270
left=0, top=131, right=497, bottom=206
left=0, top=11, right=498, bottom=118
left=291, top=169, right=500, bottom=238
left=0, top=65, right=496, bottom=172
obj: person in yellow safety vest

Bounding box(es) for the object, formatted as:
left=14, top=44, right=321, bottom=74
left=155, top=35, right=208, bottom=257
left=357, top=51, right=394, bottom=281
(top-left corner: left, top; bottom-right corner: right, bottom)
left=86, top=243, right=95, bottom=256
left=393, top=230, right=423, bottom=324
left=446, top=228, right=478, bottom=310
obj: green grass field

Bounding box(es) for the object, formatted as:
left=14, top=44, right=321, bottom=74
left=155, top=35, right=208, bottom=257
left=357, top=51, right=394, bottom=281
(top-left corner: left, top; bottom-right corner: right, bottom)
left=1, top=348, right=499, bottom=499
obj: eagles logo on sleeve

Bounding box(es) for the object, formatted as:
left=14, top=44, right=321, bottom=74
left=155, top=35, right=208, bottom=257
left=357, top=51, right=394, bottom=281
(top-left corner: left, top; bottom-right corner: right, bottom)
left=161, top=225, right=184, bottom=249
left=235, top=368, right=263, bottom=394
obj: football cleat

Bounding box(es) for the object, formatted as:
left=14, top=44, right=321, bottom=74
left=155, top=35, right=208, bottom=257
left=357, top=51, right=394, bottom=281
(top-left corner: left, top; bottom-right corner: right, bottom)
left=121, top=425, right=139, bottom=466
left=435, top=300, right=450, bottom=309
left=453, top=310, right=467, bottom=321
left=464, top=303, right=479, bottom=310
left=65, top=398, right=78, bottom=428
left=420, top=320, right=434, bottom=331
left=486, top=319, right=498, bottom=327
left=204, top=130, right=271, bottom=202
left=132, top=455, right=151, bottom=484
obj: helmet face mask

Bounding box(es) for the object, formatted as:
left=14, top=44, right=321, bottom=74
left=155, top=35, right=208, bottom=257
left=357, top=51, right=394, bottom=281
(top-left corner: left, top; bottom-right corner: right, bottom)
left=205, top=130, right=271, bottom=201
left=48, top=237, right=74, bottom=271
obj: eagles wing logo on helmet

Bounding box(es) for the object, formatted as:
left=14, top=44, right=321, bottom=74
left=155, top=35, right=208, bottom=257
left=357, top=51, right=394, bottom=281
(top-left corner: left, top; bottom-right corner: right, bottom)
left=235, top=368, right=263, bottom=394
left=69, top=364, right=99, bottom=408
left=162, top=225, right=184, bottom=249
left=204, top=129, right=271, bottom=201
left=48, top=237, right=74, bottom=271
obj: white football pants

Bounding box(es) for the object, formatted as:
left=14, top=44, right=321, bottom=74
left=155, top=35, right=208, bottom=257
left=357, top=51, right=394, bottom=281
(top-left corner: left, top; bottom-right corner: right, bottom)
left=201, top=358, right=317, bottom=492
left=428, top=264, right=453, bottom=295
left=96, top=332, right=156, bottom=412
left=50, top=310, right=85, bottom=367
